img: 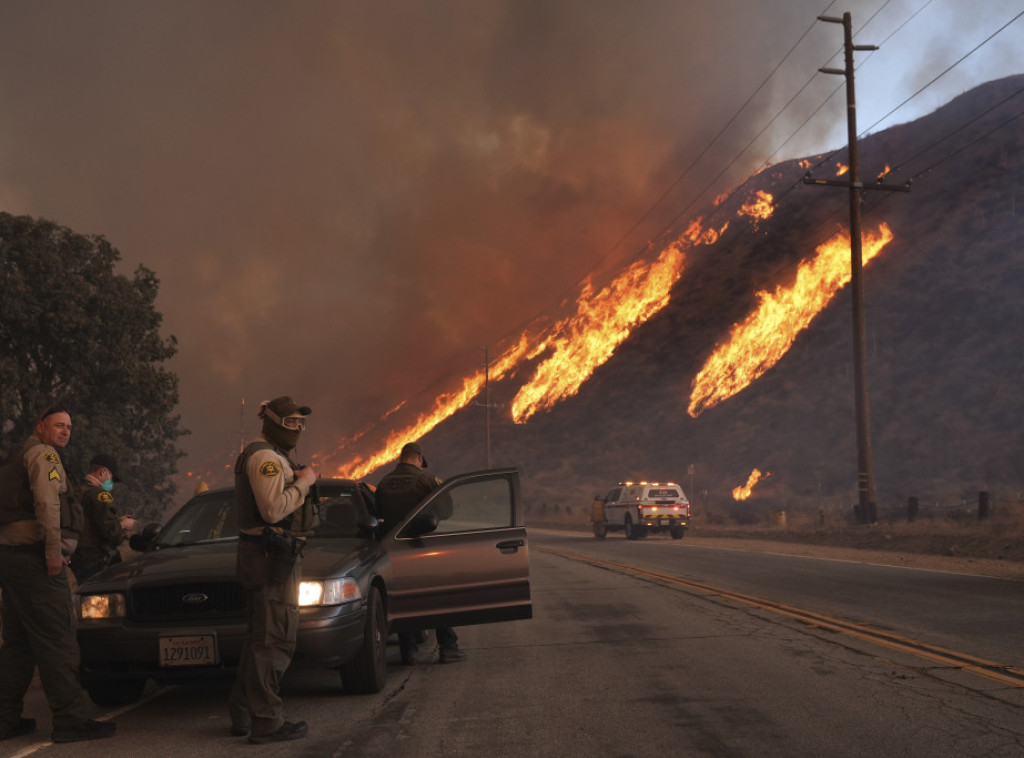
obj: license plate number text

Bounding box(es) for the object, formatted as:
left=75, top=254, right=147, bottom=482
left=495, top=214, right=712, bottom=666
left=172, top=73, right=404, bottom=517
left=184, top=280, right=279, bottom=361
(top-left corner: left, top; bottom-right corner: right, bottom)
left=159, top=635, right=217, bottom=667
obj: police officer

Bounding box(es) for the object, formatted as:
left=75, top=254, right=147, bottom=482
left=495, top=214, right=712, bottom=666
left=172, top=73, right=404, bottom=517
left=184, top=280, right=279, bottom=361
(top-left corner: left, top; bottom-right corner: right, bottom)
left=375, top=442, right=465, bottom=664
left=0, top=407, right=116, bottom=743
left=228, top=396, right=318, bottom=744
left=70, top=454, right=136, bottom=583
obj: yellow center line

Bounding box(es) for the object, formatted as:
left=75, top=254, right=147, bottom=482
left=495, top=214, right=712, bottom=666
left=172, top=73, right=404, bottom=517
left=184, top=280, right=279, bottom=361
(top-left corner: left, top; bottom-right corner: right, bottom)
left=540, top=546, right=1024, bottom=689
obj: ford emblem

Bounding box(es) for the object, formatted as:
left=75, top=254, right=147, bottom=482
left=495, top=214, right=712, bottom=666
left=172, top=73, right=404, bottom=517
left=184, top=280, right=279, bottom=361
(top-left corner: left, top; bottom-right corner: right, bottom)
left=182, top=592, right=209, bottom=605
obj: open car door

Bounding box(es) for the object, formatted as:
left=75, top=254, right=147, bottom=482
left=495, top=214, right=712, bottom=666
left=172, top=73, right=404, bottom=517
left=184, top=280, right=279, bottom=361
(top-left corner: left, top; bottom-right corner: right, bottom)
left=383, top=467, right=531, bottom=632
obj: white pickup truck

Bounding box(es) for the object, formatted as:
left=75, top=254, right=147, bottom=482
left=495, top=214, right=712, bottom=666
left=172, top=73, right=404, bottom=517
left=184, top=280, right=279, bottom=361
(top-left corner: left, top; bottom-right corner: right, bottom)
left=592, top=481, right=690, bottom=540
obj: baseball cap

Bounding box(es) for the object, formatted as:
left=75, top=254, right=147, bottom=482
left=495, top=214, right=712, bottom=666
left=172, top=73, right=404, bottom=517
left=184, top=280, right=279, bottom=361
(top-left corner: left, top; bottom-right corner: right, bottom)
left=90, top=453, right=122, bottom=482
left=401, top=442, right=428, bottom=468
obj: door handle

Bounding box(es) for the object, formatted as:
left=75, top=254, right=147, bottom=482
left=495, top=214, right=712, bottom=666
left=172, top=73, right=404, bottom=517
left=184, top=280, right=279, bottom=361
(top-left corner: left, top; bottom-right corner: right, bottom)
left=496, top=539, right=524, bottom=554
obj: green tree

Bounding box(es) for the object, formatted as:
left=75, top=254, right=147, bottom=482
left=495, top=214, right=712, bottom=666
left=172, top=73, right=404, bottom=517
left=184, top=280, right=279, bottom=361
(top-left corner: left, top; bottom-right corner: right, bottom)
left=0, top=212, right=187, bottom=520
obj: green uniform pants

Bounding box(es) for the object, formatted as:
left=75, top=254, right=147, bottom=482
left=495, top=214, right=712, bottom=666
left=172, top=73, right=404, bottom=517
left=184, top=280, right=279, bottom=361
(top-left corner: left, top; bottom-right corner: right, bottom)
left=228, top=540, right=301, bottom=734
left=0, top=545, right=93, bottom=729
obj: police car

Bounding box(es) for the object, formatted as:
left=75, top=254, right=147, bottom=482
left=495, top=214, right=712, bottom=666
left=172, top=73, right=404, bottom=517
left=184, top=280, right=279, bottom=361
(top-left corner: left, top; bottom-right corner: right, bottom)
left=74, top=469, right=531, bottom=705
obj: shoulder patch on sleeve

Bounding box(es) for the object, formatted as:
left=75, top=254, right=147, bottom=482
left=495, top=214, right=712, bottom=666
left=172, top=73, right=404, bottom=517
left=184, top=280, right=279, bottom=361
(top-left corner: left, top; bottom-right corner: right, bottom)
left=98, top=491, right=114, bottom=504
left=432, top=476, right=442, bottom=487
left=258, top=460, right=282, bottom=478
left=44, top=451, right=59, bottom=464
left=48, top=467, right=62, bottom=482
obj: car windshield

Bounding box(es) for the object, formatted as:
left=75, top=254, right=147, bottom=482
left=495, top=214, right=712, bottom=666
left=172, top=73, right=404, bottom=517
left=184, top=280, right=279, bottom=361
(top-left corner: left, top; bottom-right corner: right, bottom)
left=158, top=491, right=236, bottom=546
left=156, top=482, right=374, bottom=547
left=312, top=489, right=375, bottom=538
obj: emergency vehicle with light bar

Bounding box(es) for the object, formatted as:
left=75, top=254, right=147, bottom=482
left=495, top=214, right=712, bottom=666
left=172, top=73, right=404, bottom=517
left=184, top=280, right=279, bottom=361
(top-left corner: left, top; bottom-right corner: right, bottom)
left=591, top=481, right=690, bottom=540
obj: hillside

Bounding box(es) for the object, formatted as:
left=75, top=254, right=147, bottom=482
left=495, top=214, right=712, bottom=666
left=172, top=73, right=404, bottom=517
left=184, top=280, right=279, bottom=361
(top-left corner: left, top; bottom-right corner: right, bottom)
left=404, top=74, right=1024, bottom=525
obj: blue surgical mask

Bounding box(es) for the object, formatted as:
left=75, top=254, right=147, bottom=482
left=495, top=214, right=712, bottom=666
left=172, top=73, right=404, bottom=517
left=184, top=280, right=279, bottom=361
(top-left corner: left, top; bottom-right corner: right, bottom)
left=101, top=479, right=114, bottom=492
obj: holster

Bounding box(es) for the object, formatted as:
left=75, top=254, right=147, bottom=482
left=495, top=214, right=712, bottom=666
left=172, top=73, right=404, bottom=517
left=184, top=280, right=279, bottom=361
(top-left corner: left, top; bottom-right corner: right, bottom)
left=262, top=529, right=304, bottom=585
left=237, top=530, right=304, bottom=588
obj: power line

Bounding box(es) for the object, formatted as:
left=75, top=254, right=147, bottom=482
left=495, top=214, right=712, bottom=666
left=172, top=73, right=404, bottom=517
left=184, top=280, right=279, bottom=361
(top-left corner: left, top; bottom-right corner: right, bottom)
left=750, top=1, right=1018, bottom=213
left=908, top=97, right=1024, bottom=181
left=860, top=8, right=1024, bottom=139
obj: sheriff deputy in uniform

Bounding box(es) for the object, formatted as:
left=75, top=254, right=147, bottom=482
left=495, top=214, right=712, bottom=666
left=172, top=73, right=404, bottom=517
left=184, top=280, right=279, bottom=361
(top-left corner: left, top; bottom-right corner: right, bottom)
left=70, top=454, right=136, bottom=583
left=375, top=442, right=465, bottom=664
left=0, top=406, right=116, bottom=744
left=228, top=396, right=318, bottom=745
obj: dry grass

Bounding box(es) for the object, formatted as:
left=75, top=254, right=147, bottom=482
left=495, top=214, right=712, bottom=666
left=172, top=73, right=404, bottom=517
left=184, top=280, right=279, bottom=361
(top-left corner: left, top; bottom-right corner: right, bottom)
left=529, top=501, right=1024, bottom=564
left=690, top=507, right=1024, bottom=562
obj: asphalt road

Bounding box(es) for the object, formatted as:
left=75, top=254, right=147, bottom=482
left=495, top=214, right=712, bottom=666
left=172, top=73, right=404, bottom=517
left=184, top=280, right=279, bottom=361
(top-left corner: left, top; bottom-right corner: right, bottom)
left=549, top=528, right=1024, bottom=669
left=2, top=529, right=1022, bottom=757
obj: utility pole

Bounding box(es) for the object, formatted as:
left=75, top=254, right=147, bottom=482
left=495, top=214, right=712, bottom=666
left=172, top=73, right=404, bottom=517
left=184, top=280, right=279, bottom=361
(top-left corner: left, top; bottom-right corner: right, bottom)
left=473, top=346, right=502, bottom=468
left=479, top=347, right=493, bottom=468
left=803, top=12, right=910, bottom=525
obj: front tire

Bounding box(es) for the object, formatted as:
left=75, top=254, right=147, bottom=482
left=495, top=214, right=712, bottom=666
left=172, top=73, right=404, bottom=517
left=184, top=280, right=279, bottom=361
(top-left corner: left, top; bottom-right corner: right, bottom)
left=340, top=586, right=387, bottom=694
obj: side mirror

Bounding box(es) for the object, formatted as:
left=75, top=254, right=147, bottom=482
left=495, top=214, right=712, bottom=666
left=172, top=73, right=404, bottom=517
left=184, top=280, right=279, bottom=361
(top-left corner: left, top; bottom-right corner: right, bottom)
left=402, top=512, right=438, bottom=539
left=357, top=514, right=379, bottom=539
left=129, top=522, right=160, bottom=552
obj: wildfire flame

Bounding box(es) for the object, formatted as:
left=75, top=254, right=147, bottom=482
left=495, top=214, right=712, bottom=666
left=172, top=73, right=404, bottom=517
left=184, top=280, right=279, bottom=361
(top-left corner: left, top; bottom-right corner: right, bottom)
left=688, top=222, right=894, bottom=416
left=732, top=468, right=769, bottom=500
left=510, top=216, right=730, bottom=422
left=799, top=159, right=812, bottom=170
left=877, top=164, right=892, bottom=180
left=326, top=188, right=779, bottom=478
left=739, top=190, right=774, bottom=222
left=836, top=163, right=849, bottom=176
left=335, top=336, right=531, bottom=479
left=329, top=208, right=734, bottom=477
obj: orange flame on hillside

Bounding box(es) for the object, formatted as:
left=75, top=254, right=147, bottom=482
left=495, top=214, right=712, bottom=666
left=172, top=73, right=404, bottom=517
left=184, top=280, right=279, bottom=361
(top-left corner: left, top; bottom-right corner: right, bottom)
left=335, top=336, right=531, bottom=479
left=327, top=188, right=777, bottom=478
left=688, top=222, right=894, bottom=416
left=836, top=163, right=849, bottom=176
left=799, top=159, right=812, bottom=170
left=510, top=214, right=732, bottom=422
left=732, top=468, right=769, bottom=500
left=877, top=164, right=892, bottom=180
left=739, top=190, right=774, bottom=222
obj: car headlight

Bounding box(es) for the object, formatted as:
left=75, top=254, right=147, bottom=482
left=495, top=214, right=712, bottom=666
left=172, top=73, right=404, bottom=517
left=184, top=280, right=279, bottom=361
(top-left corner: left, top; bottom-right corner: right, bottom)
left=298, top=577, right=361, bottom=607
left=78, top=593, right=126, bottom=620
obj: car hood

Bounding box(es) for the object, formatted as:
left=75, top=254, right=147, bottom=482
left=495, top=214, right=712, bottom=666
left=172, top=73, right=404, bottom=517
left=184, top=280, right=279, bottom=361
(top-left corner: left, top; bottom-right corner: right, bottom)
left=78, top=537, right=384, bottom=592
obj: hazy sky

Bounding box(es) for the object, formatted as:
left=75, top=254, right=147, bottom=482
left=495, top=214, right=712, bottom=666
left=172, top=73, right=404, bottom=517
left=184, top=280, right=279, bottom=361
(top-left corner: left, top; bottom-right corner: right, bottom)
left=0, top=0, right=1020, bottom=490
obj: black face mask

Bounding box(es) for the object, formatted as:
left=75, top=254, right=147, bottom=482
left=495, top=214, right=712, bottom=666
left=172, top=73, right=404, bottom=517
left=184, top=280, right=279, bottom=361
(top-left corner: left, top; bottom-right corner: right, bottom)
left=262, top=418, right=300, bottom=452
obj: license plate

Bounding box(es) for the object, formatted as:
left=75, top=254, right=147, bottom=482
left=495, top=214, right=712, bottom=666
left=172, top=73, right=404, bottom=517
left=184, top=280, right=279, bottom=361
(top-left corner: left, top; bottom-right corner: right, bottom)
left=661, top=518, right=670, bottom=526
left=159, top=635, right=217, bottom=667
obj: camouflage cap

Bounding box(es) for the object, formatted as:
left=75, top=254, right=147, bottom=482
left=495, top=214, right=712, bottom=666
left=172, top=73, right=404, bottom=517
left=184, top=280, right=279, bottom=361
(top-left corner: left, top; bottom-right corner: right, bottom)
left=260, top=396, right=312, bottom=419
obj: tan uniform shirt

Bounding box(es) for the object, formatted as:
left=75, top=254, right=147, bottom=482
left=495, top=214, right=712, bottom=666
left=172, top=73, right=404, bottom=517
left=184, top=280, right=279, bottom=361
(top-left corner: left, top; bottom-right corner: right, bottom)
left=0, top=436, right=68, bottom=560
left=239, top=442, right=310, bottom=535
